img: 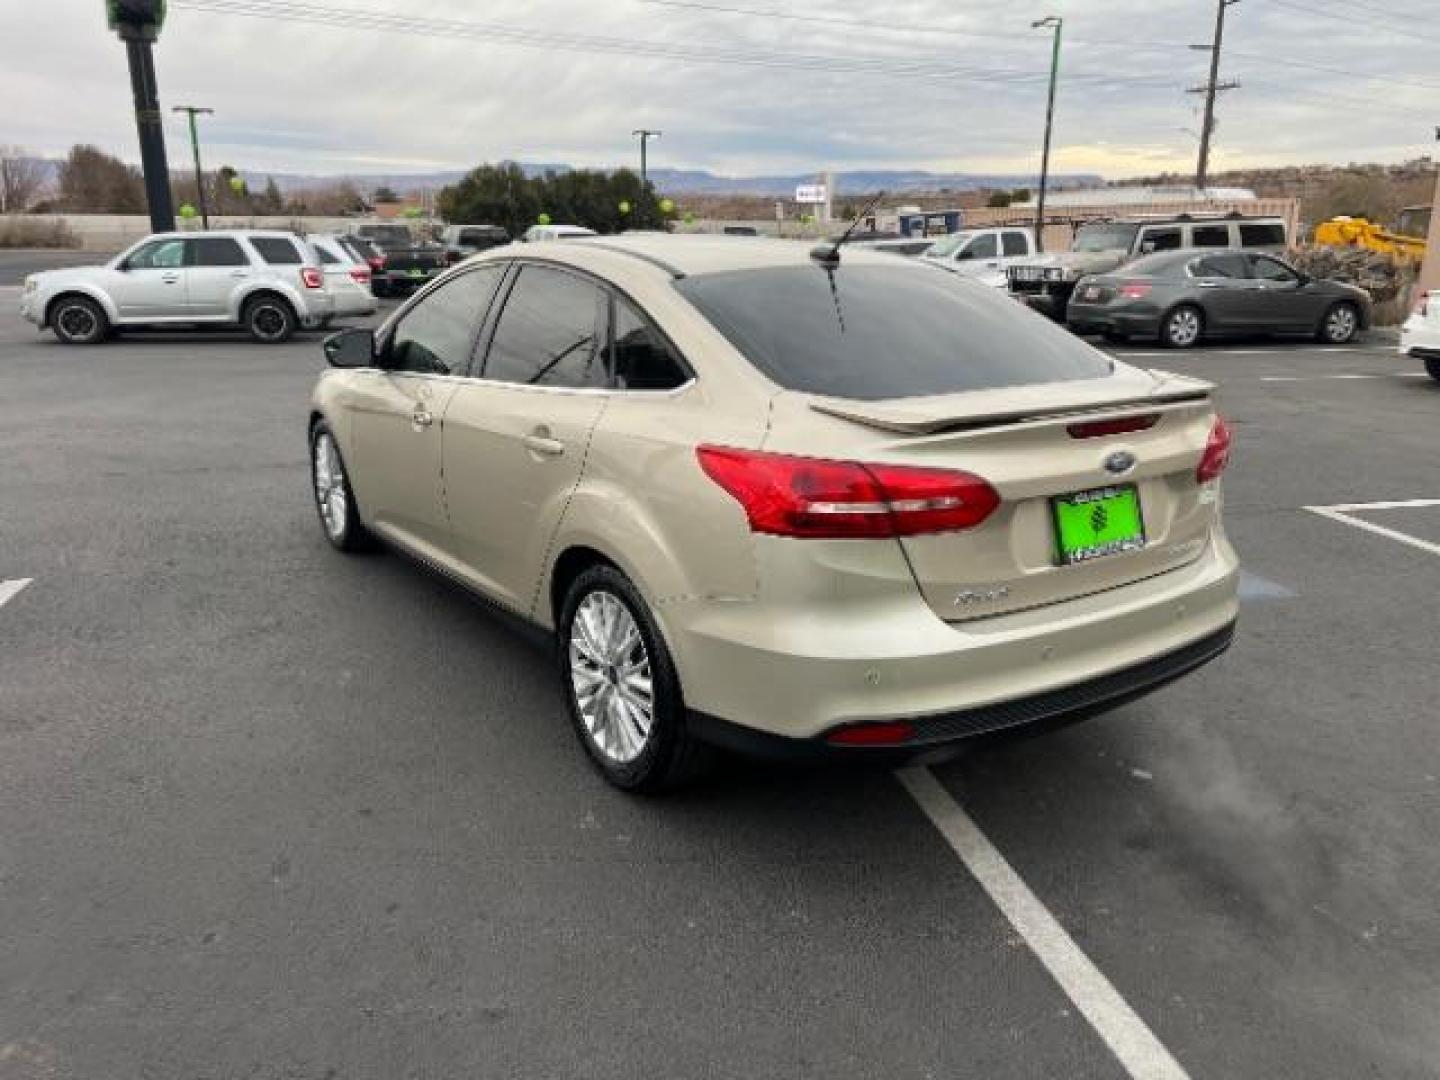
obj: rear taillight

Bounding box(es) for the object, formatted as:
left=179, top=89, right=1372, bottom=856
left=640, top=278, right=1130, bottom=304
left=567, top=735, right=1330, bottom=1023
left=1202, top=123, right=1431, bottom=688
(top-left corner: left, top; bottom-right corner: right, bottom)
left=349, top=268, right=371, bottom=284
left=1196, top=415, right=1232, bottom=484
left=301, top=266, right=323, bottom=289
left=696, top=446, right=1000, bottom=539
left=1067, top=414, right=1160, bottom=439
left=825, top=720, right=916, bottom=747
left=368, top=256, right=385, bottom=271
left=1118, top=282, right=1152, bottom=300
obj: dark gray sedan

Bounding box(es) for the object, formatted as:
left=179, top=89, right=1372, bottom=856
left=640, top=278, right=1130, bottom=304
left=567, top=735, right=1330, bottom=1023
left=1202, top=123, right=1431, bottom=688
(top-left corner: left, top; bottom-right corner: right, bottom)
left=1066, top=250, right=1370, bottom=348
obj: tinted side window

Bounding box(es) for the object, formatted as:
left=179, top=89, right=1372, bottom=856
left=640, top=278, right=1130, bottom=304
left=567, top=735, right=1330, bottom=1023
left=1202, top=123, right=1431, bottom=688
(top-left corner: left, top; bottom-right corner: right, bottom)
left=483, top=266, right=607, bottom=388
left=1139, top=227, right=1182, bottom=252
left=388, top=266, right=505, bottom=375
left=127, top=239, right=186, bottom=270
left=250, top=237, right=303, bottom=265
left=611, top=298, right=688, bottom=391
left=1002, top=231, right=1029, bottom=256
left=1191, top=225, right=1230, bottom=247
left=1240, top=222, right=1286, bottom=247
left=1250, top=255, right=1299, bottom=283
left=188, top=237, right=248, bottom=267
left=962, top=234, right=998, bottom=259
left=676, top=265, right=1111, bottom=401
left=1196, top=254, right=1248, bottom=278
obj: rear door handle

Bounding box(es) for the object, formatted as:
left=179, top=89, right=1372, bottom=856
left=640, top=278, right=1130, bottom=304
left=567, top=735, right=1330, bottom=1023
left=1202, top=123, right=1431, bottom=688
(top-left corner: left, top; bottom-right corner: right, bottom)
left=523, top=433, right=566, bottom=457
left=230, top=269, right=250, bottom=278
left=161, top=273, right=181, bottom=284
left=1197, top=281, right=1221, bottom=289
left=411, top=406, right=434, bottom=429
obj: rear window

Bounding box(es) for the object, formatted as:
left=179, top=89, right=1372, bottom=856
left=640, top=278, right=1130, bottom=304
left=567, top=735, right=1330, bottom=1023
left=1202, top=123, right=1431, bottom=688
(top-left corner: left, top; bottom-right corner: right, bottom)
left=675, top=264, right=1111, bottom=402
left=1239, top=222, right=1286, bottom=247
left=250, top=237, right=303, bottom=265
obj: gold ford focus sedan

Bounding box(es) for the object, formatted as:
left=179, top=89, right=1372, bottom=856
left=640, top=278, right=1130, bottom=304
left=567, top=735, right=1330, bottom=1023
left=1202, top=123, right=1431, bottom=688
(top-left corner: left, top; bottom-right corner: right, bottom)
left=309, top=235, right=1238, bottom=791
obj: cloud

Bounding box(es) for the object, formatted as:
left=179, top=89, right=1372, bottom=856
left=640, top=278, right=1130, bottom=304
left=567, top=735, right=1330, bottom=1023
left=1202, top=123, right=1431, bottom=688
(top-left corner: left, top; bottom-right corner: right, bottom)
left=4, top=0, right=1431, bottom=179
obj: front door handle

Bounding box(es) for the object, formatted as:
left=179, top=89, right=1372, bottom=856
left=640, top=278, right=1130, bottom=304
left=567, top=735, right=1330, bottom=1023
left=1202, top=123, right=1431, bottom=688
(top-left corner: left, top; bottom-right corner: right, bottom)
left=522, top=432, right=566, bottom=458
left=1197, top=281, right=1221, bottom=289
left=230, top=269, right=250, bottom=278
left=161, top=273, right=181, bottom=284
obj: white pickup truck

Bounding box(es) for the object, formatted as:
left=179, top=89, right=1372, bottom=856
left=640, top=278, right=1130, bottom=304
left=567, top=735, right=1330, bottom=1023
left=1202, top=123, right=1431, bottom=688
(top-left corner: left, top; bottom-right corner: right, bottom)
left=921, top=226, right=1038, bottom=288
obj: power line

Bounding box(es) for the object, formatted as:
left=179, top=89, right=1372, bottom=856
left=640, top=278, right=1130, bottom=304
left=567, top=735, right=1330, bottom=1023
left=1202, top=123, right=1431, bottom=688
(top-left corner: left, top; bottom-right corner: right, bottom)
left=1257, top=0, right=1440, bottom=45
left=172, top=0, right=1179, bottom=85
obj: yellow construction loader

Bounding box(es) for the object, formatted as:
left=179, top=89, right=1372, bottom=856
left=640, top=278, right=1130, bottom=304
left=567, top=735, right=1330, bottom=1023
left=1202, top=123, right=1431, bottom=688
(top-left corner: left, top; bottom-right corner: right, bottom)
left=1314, top=206, right=1430, bottom=262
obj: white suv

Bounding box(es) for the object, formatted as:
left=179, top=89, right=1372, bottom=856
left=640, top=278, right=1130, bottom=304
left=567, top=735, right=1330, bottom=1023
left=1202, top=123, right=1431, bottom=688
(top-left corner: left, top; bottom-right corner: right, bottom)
left=20, top=230, right=334, bottom=345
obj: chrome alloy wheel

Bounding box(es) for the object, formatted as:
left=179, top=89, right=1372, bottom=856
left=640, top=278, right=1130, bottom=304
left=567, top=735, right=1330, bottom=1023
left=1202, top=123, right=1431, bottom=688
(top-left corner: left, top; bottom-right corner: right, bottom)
left=1325, top=304, right=1357, bottom=343
left=1167, top=307, right=1201, bottom=347
left=569, top=590, right=654, bottom=764
left=312, top=432, right=349, bottom=539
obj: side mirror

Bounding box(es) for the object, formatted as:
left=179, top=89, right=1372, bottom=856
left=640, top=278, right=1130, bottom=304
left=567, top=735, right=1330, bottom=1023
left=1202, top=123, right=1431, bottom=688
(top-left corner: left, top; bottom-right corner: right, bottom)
left=1140, top=241, right=1157, bottom=254
left=1295, top=273, right=1312, bottom=286
left=956, top=248, right=975, bottom=261
left=324, top=327, right=377, bottom=369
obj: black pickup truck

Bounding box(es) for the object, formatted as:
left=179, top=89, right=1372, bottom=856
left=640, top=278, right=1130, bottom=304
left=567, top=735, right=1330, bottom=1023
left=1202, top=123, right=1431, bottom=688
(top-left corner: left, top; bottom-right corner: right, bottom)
left=350, top=224, right=447, bottom=298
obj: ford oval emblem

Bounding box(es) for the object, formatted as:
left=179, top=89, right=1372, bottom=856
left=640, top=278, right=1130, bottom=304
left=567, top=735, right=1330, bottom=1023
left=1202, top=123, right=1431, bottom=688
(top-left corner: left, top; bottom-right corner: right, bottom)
left=1104, top=450, right=1137, bottom=475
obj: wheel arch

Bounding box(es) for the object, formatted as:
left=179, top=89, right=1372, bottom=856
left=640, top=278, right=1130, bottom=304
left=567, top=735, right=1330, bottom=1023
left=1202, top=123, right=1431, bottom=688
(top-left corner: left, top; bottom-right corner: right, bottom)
left=43, top=288, right=116, bottom=329
left=232, top=285, right=301, bottom=323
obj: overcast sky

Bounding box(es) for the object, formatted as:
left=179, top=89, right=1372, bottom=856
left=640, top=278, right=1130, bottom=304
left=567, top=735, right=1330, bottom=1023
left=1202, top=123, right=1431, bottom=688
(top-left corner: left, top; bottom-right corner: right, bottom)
left=2, top=0, right=1434, bottom=181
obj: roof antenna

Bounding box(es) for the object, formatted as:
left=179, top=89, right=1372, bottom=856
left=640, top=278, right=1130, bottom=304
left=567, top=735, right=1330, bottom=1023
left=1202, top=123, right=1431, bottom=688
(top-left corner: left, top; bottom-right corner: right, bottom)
left=810, top=190, right=887, bottom=265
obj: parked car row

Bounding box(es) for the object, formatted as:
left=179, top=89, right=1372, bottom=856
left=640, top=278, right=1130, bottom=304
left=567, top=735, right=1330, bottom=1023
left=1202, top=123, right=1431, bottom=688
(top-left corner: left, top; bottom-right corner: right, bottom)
left=854, top=212, right=1371, bottom=350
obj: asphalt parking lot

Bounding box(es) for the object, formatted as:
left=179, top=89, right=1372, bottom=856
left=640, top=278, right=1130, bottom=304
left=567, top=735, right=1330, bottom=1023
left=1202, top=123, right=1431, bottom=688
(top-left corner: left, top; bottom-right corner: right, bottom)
left=2, top=278, right=1438, bottom=1080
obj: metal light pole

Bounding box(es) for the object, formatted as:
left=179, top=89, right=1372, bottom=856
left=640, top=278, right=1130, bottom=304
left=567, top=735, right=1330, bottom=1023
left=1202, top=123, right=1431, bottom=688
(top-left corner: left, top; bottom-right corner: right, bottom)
left=174, top=105, right=213, bottom=228
left=1032, top=16, right=1062, bottom=254
left=107, top=0, right=175, bottom=233
left=632, top=129, right=661, bottom=187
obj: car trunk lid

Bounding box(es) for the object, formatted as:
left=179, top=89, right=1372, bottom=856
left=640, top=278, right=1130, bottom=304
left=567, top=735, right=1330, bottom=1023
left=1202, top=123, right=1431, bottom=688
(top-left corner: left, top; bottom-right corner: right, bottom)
left=769, top=369, right=1222, bottom=622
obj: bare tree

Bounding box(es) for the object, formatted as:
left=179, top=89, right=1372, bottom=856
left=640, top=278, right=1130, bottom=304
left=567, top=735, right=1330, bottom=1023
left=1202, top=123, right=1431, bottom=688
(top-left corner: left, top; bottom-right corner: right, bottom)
left=0, top=146, right=49, bottom=213
left=57, top=145, right=145, bottom=213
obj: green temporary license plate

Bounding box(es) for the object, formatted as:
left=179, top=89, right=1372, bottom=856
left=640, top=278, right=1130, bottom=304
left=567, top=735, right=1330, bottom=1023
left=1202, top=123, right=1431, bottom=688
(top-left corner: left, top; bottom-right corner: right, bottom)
left=1052, top=485, right=1146, bottom=564
left=408, top=268, right=427, bottom=278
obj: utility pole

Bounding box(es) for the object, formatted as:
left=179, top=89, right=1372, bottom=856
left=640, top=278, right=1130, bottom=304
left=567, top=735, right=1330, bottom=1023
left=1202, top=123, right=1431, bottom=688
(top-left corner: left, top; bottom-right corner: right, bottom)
left=1189, top=0, right=1242, bottom=193
left=173, top=105, right=214, bottom=228
left=632, top=129, right=661, bottom=187
left=107, top=0, right=175, bottom=233
left=1031, top=16, right=1062, bottom=254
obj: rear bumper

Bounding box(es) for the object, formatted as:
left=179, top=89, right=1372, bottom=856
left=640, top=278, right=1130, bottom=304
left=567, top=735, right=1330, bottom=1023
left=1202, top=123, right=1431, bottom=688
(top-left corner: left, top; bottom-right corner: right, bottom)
left=669, top=531, right=1240, bottom=747
left=331, top=289, right=379, bottom=318
left=1067, top=301, right=1162, bottom=337
left=691, top=619, right=1235, bottom=761
left=1398, top=316, right=1440, bottom=357
left=1009, top=287, right=1070, bottom=320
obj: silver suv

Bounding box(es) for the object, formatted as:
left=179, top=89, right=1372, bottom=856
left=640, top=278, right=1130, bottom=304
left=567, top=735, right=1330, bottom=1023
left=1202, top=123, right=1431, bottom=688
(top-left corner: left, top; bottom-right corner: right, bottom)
left=20, top=230, right=334, bottom=345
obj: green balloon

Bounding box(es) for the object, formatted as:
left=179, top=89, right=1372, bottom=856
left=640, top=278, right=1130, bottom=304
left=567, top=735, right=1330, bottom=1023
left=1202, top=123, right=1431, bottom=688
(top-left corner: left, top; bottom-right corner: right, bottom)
left=537, top=213, right=552, bottom=226
left=178, top=203, right=197, bottom=219
left=659, top=198, right=675, bottom=214
left=683, top=211, right=695, bottom=224
left=618, top=200, right=632, bottom=214
left=229, top=175, right=246, bottom=194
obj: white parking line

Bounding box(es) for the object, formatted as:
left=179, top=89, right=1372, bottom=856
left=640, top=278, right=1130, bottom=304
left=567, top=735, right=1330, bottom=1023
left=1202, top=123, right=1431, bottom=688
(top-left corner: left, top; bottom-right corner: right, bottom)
left=1260, top=374, right=1426, bottom=382
left=0, top=578, right=33, bottom=609
left=1305, top=499, right=1440, bottom=559
left=899, top=767, right=1191, bottom=1080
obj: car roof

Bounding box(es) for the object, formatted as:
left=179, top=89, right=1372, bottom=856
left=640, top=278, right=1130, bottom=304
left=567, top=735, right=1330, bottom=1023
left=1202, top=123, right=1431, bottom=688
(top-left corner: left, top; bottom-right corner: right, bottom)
left=520, top=233, right=931, bottom=278
left=143, top=229, right=305, bottom=241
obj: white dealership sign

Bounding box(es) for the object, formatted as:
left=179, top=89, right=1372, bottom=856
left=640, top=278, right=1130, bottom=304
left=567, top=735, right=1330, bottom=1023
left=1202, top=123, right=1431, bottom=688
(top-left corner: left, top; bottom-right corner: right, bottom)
left=795, top=184, right=828, bottom=204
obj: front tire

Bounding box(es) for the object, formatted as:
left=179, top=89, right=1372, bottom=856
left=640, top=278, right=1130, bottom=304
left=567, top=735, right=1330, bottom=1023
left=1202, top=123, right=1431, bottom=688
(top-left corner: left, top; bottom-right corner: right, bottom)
left=559, top=565, right=708, bottom=793
left=50, top=296, right=108, bottom=345
left=243, top=295, right=297, bottom=344
left=1319, top=302, right=1359, bottom=345
left=1425, top=355, right=1440, bottom=384
left=1160, top=304, right=1203, bottom=349
left=310, top=423, right=372, bottom=552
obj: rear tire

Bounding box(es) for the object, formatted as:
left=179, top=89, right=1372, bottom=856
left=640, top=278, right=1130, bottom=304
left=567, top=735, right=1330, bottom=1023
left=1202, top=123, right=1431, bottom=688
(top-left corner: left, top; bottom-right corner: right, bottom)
left=1425, top=355, right=1440, bottom=384
left=1160, top=304, right=1203, bottom=349
left=1318, top=302, right=1359, bottom=345
left=243, top=295, right=297, bottom=344
left=50, top=295, right=108, bottom=345
left=1102, top=328, right=1128, bottom=344
left=558, top=565, right=710, bottom=793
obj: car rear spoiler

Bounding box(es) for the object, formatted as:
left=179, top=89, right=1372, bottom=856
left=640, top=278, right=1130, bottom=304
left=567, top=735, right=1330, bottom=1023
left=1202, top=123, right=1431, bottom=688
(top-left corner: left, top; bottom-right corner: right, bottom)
left=808, top=369, right=1212, bottom=435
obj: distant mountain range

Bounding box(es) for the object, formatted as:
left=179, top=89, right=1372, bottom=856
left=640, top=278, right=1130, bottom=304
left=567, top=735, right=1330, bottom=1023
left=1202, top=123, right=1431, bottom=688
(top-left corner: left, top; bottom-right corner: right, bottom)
left=239, top=164, right=1103, bottom=197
